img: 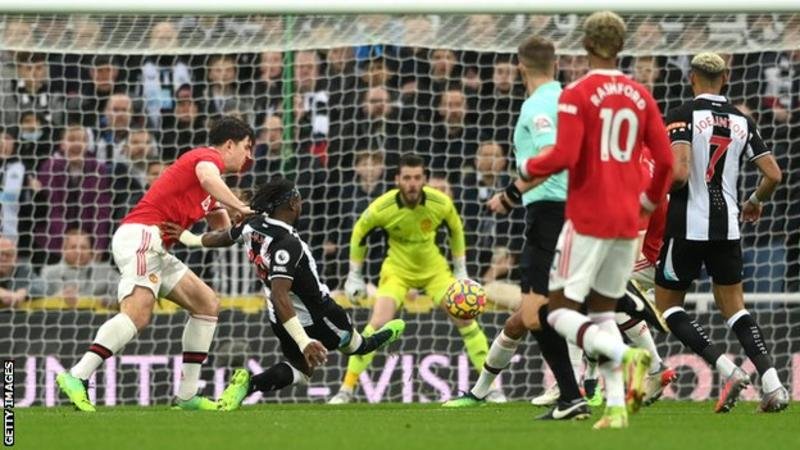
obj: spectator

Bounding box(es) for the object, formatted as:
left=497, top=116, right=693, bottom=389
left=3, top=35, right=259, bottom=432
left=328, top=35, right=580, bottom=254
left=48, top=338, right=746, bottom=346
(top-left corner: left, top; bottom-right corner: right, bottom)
left=160, top=84, right=208, bottom=161
left=0, top=236, right=45, bottom=307
left=199, top=54, right=254, bottom=126
left=1, top=52, right=65, bottom=129
left=40, top=229, right=117, bottom=306
left=253, top=50, right=284, bottom=127
left=558, top=54, right=588, bottom=84
left=35, top=125, right=112, bottom=265
left=426, top=88, right=479, bottom=178
left=68, top=55, right=125, bottom=130
left=108, top=128, right=152, bottom=222
left=458, top=141, right=525, bottom=282
left=400, top=48, right=459, bottom=130
left=327, top=151, right=387, bottom=286
left=333, top=86, right=404, bottom=174
left=478, top=56, right=525, bottom=143
left=145, top=160, right=167, bottom=188
left=0, top=130, right=42, bottom=257
left=630, top=55, right=680, bottom=113
left=95, top=93, right=133, bottom=163
left=138, top=21, right=192, bottom=129
left=325, top=46, right=358, bottom=130
left=16, top=110, right=52, bottom=171
left=293, top=50, right=330, bottom=166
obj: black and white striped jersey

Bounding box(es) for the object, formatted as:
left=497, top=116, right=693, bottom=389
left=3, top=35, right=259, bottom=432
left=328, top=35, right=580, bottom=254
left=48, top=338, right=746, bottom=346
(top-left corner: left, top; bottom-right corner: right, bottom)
left=230, top=215, right=331, bottom=325
left=664, top=94, right=770, bottom=241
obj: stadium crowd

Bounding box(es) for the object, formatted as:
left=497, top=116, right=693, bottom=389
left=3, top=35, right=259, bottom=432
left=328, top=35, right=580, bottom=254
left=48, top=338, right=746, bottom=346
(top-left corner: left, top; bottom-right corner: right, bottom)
left=0, top=14, right=799, bottom=307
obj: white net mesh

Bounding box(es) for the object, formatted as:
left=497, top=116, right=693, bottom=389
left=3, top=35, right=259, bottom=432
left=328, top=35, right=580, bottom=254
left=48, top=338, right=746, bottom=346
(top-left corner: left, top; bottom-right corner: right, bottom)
left=2, top=13, right=799, bottom=406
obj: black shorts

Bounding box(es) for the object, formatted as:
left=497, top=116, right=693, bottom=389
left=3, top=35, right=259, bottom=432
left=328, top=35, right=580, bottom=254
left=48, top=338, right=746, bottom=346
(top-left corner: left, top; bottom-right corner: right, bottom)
left=655, top=237, right=743, bottom=291
left=270, top=297, right=354, bottom=370
left=519, top=201, right=565, bottom=295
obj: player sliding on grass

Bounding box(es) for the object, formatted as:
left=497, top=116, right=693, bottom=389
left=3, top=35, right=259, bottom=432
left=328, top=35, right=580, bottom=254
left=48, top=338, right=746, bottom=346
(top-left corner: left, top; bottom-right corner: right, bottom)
left=162, top=178, right=405, bottom=410
left=57, top=116, right=255, bottom=412
left=329, top=153, right=499, bottom=404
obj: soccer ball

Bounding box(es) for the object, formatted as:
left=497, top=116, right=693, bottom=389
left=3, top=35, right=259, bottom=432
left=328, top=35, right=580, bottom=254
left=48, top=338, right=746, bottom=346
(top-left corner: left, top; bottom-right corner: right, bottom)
left=443, top=279, right=487, bottom=320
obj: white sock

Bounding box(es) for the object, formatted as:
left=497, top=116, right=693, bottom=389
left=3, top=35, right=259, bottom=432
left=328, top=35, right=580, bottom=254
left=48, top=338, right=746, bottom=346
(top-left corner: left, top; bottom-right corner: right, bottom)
left=601, top=361, right=625, bottom=407
left=619, top=316, right=663, bottom=373
left=177, top=314, right=218, bottom=400
left=761, top=368, right=782, bottom=393
left=715, top=355, right=737, bottom=379
left=593, top=313, right=626, bottom=408
left=548, top=309, right=628, bottom=364
left=567, top=342, right=584, bottom=383
left=471, top=330, right=521, bottom=399
left=71, top=313, right=137, bottom=379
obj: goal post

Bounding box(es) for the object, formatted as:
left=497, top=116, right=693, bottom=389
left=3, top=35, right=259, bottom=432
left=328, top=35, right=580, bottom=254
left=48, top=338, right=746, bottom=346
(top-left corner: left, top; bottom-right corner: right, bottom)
left=1, top=4, right=798, bottom=407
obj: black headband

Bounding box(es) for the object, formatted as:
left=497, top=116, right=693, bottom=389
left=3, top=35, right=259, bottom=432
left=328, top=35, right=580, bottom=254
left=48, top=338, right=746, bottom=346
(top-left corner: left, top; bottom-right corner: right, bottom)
left=259, top=188, right=300, bottom=214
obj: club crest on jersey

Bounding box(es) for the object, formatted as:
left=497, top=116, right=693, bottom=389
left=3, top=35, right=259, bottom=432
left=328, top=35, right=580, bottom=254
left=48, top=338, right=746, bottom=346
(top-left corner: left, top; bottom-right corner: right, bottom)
left=201, top=195, right=213, bottom=212
left=420, top=218, right=433, bottom=232
left=532, top=114, right=554, bottom=132
left=274, top=249, right=290, bottom=265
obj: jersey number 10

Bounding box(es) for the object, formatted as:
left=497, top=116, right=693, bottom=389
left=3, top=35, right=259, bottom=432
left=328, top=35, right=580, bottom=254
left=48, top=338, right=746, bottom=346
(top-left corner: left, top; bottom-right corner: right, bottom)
left=599, top=108, right=638, bottom=163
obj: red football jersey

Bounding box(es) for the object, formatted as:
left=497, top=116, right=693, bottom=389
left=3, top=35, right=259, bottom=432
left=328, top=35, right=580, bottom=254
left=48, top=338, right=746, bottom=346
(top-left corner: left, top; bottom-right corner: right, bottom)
left=122, top=147, right=225, bottom=246
left=524, top=69, right=673, bottom=238
left=636, top=146, right=666, bottom=264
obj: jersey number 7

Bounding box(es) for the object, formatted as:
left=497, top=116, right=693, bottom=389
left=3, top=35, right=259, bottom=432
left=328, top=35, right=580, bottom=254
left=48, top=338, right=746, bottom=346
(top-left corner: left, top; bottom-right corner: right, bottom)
left=705, top=135, right=732, bottom=182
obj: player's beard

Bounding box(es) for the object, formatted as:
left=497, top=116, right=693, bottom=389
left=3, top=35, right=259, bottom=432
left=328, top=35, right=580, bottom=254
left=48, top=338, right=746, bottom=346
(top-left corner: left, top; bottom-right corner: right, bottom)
left=401, top=189, right=420, bottom=207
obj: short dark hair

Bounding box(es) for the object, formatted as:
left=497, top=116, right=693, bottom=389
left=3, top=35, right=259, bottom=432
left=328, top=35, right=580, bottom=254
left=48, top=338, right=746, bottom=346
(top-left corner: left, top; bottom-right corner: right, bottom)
left=517, top=36, right=556, bottom=73
left=398, top=153, right=425, bottom=171
left=250, top=178, right=298, bottom=214
left=15, top=52, right=46, bottom=65
left=208, top=116, right=255, bottom=147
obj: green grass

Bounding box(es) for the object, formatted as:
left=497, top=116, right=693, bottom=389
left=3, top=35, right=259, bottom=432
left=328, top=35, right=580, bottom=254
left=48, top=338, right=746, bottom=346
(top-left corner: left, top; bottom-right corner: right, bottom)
left=17, top=401, right=799, bottom=450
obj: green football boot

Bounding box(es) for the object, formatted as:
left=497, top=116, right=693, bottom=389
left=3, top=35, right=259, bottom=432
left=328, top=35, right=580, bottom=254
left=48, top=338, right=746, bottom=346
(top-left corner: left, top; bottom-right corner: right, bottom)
left=56, top=372, right=96, bottom=412
left=172, top=395, right=219, bottom=411
left=219, top=368, right=251, bottom=412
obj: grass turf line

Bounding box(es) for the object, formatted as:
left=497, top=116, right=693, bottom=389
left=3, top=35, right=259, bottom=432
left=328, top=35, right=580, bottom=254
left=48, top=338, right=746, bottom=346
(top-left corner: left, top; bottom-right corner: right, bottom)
left=17, top=401, right=800, bottom=450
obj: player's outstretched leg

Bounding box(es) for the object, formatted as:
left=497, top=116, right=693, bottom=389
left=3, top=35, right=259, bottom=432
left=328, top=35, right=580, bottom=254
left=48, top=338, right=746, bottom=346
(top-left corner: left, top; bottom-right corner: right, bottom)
left=59, top=294, right=142, bottom=412
left=342, top=319, right=406, bottom=355
left=616, top=314, right=675, bottom=406
left=56, top=372, right=95, bottom=412
left=533, top=305, right=589, bottom=421
left=219, top=362, right=310, bottom=411
left=661, top=305, right=748, bottom=413
left=443, top=313, right=523, bottom=408
left=329, top=324, right=376, bottom=405
left=724, top=308, right=788, bottom=413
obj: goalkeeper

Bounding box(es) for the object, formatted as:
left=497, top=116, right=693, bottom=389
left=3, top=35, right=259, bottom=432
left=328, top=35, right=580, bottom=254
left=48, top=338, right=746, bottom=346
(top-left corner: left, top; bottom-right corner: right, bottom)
left=328, top=153, right=499, bottom=404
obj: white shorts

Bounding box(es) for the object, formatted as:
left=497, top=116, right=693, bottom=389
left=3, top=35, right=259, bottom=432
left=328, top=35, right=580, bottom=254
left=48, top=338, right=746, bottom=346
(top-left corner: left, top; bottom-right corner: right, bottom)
left=549, top=220, right=638, bottom=302
left=111, top=223, right=189, bottom=302
left=631, top=257, right=656, bottom=291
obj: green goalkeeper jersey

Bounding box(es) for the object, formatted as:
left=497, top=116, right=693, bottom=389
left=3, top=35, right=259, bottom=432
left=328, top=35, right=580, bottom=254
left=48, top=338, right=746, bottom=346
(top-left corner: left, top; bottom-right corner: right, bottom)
left=349, top=186, right=465, bottom=278
left=513, top=80, right=568, bottom=205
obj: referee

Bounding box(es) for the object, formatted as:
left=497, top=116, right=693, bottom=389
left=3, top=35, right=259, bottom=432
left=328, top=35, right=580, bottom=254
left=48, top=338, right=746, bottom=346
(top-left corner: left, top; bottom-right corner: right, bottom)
left=655, top=52, right=788, bottom=413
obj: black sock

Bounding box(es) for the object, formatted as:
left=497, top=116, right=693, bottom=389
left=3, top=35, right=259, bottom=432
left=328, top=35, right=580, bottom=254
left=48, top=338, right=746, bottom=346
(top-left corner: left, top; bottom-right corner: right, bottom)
left=730, top=312, right=773, bottom=376
left=532, top=304, right=582, bottom=402
left=351, top=329, right=393, bottom=355
left=248, top=362, right=296, bottom=395
left=665, top=309, right=722, bottom=366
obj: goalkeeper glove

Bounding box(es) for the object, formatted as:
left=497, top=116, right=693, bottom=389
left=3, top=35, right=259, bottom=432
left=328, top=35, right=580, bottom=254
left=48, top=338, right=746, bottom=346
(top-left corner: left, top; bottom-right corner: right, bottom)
left=344, top=261, right=367, bottom=301
left=453, top=256, right=468, bottom=280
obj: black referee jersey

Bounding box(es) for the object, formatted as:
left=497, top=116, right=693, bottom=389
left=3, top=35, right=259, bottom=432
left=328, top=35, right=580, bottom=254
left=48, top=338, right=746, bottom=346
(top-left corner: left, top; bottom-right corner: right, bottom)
left=663, top=93, right=771, bottom=241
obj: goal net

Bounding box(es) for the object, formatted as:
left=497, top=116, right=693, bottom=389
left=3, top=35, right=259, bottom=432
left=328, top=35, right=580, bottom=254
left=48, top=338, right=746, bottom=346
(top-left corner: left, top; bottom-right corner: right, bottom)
left=2, top=10, right=799, bottom=406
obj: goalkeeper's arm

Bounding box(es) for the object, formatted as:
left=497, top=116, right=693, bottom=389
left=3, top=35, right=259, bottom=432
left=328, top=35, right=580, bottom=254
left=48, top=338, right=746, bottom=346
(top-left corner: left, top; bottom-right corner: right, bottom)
left=443, top=199, right=468, bottom=279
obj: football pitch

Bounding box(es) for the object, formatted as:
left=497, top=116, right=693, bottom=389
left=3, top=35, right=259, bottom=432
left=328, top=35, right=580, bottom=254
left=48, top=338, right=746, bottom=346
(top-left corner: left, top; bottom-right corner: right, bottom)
left=17, top=401, right=799, bottom=450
